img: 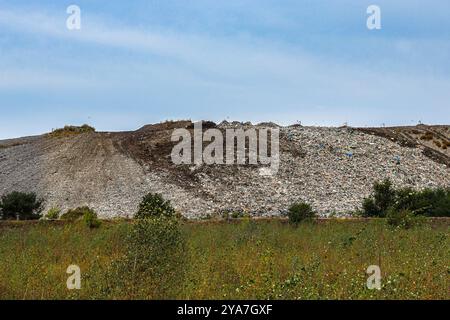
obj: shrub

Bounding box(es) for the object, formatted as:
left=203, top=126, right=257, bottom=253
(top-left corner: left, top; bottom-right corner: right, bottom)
left=60, top=206, right=95, bottom=221
left=127, top=217, right=184, bottom=272
left=386, top=208, right=424, bottom=229
left=60, top=207, right=85, bottom=221
left=221, top=210, right=247, bottom=220
left=0, top=191, right=42, bottom=220
left=113, top=216, right=186, bottom=298
left=288, top=202, right=315, bottom=225
left=393, top=187, right=450, bottom=217
left=362, top=179, right=396, bottom=217
left=362, top=179, right=450, bottom=218
left=420, top=132, right=434, bottom=141
left=433, top=140, right=442, bottom=148
left=362, top=198, right=379, bottom=217
left=135, top=193, right=175, bottom=219
left=373, top=179, right=396, bottom=213
left=45, top=207, right=61, bottom=220
left=82, top=209, right=101, bottom=229
left=49, top=124, right=95, bottom=137
left=60, top=206, right=101, bottom=228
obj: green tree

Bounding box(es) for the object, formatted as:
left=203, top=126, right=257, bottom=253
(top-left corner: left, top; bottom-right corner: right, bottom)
left=288, top=202, right=316, bottom=225
left=135, top=193, right=175, bottom=219
left=362, top=179, right=396, bottom=217
left=0, top=191, right=42, bottom=220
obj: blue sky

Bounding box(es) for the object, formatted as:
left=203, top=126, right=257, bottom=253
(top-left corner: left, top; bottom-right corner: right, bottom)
left=0, top=0, right=449, bottom=139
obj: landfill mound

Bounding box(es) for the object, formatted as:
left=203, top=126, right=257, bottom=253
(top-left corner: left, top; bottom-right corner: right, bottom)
left=0, top=121, right=449, bottom=219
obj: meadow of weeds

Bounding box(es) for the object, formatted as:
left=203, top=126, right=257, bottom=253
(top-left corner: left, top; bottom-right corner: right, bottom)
left=0, top=219, right=448, bottom=300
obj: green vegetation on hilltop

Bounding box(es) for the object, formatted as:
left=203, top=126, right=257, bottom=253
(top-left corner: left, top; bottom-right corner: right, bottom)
left=48, top=124, right=95, bottom=137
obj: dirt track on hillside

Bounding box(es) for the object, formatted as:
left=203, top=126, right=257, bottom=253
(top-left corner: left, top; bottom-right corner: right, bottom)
left=1, top=122, right=449, bottom=218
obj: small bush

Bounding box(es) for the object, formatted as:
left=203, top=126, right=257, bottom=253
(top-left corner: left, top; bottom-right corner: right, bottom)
left=386, top=208, right=424, bottom=229
left=135, top=193, right=175, bottom=219
left=221, top=210, right=248, bottom=220
left=45, top=207, right=61, bottom=220
left=362, top=179, right=396, bottom=217
left=0, top=191, right=42, bottom=220
left=82, top=209, right=101, bottom=229
left=231, top=212, right=241, bottom=219
left=60, top=207, right=85, bottom=221
left=61, top=206, right=93, bottom=221
left=49, top=124, right=95, bottom=137
left=61, top=206, right=101, bottom=228
left=373, top=179, right=396, bottom=213
left=393, top=187, right=450, bottom=217
left=288, top=202, right=315, bottom=225
left=420, top=132, right=434, bottom=141
left=362, top=198, right=379, bottom=217
left=112, top=216, right=186, bottom=298
left=362, top=179, right=450, bottom=218
left=442, top=140, right=450, bottom=149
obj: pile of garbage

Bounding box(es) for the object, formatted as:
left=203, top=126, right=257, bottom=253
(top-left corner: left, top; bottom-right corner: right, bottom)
left=0, top=121, right=448, bottom=219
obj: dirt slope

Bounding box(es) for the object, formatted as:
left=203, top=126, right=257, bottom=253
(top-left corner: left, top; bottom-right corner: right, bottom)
left=0, top=122, right=449, bottom=218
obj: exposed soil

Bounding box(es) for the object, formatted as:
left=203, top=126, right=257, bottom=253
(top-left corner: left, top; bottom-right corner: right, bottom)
left=1, top=121, right=449, bottom=219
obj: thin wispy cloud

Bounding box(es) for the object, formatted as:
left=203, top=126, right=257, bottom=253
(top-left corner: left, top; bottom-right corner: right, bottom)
left=0, top=2, right=449, bottom=139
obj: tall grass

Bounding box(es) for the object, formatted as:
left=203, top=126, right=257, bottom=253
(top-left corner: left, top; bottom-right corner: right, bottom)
left=0, top=219, right=448, bottom=300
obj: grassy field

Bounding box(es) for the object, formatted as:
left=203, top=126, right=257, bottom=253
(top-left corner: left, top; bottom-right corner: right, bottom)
left=0, top=219, right=448, bottom=300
